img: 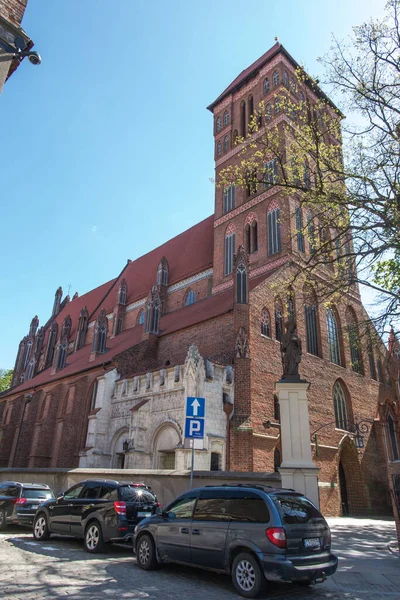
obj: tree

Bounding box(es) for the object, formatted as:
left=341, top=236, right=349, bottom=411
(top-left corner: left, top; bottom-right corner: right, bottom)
left=0, top=369, right=13, bottom=393
left=218, top=0, right=400, bottom=338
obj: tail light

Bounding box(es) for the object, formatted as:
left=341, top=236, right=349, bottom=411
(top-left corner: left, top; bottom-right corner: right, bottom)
left=266, top=527, right=286, bottom=549
left=15, top=498, right=27, bottom=505
left=113, top=501, right=126, bottom=516
left=157, top=502, right=162, bottom=508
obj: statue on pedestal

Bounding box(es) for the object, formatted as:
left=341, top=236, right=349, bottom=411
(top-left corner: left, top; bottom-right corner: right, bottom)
left=280, top=318, right=302, bottom=380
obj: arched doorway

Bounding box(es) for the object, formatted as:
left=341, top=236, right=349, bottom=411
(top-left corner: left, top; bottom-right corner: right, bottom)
left=110, top=428, right=129, bottom=469
left=153, top=423, right=181, bottom=469
left=338, top=436, right=368, bottom=516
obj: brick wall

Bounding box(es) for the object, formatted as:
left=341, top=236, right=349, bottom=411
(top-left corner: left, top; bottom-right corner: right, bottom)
left=0, top=0, right=27, bottom=27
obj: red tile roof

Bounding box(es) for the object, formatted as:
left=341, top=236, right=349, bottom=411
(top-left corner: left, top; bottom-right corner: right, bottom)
left=207, top=43, right=342, bottom=115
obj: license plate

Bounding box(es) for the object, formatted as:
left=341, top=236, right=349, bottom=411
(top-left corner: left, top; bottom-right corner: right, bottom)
left=304, top=537, right=320, bottom=548
left=137, top=511, right=151, bottom=517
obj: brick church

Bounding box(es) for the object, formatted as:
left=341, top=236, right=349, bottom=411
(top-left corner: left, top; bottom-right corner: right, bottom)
left=1, top=42, right=399, bottom=517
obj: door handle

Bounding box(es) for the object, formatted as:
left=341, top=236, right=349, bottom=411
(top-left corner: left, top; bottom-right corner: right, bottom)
left=181, top=527, right=189, bottom=534
left=192, top=529, right=201, bottom=535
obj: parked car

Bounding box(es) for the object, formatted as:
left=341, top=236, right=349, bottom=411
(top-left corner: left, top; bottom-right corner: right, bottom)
left=33, top=478, right=159, bottom=553
left=0, top=481, right=54, bottom=530
left=133, top=484, right=338, bottom=598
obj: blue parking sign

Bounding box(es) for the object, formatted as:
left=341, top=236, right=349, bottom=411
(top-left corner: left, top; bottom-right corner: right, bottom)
left=185, top=418, right=204, bottom=439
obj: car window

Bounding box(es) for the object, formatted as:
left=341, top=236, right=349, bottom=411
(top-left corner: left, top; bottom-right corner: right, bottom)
left=272, top=495, right=323, bottom=525
left=119, top=486, right=156, bottom=504
left=99, top=486, right=117, bottom=500
left=167, top=495, right=197, bottom=519
left=64, top=484, right=85, bottom=500
left=194, top=495, right=270, bottom=522
left=80, top=484, right=102, bottom=500
left=22, top=488, right=53, bottom=500
left=2, top=485, right=19, bottom=498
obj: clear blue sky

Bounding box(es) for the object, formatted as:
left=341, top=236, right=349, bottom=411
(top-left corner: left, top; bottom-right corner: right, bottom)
left=0, top=0, right=386, bottom=368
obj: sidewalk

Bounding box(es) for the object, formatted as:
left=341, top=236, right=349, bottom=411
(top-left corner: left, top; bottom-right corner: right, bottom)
left=325, top=517, right=400, bottom=598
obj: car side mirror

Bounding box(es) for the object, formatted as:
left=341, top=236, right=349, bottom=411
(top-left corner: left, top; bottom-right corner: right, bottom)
left=56, top=492, right=64, bottom=502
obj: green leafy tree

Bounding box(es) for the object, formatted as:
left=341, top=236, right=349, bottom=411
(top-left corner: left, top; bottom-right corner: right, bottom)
left=0, top=369, right=13, bottom=393
left=218, top=0, right=400, bottom=337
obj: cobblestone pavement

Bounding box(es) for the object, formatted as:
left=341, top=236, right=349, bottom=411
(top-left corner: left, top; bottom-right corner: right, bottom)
left=0, top=518, right=399, bottom=600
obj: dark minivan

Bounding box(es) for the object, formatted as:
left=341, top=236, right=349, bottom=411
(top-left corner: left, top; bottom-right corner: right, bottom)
left=0, top=481, right=54, bottom=529
left=33, top=478, right=159, bottom=552
left=133, top=485, right=338, bottom=598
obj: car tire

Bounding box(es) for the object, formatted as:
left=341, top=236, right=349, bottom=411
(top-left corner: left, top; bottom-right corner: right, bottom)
left=231, top=552, right=265, bottom=598
left=33, top=514, right=50, bottom=541
left=0, top=509, right=7, bottom=531
left=84, top=520, right=106, bottom=553
left=136, top=534, right=157, bottom=570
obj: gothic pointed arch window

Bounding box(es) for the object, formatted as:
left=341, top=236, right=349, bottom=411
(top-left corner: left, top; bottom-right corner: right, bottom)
left=283, top=70, right=289, bottom=87
left=224, top=135, right=229, bottom=153
left=326, top=307, right=341, bottom=365
left=388, top=413, right=399, bottom=460
left=26, top=359, right=35, bottom=380
left=22, top=339, right=32, bottom=369
left=333, top=380, right=349, bottom=430
left=235, top=251, right=248, bottom=305
left=52, top=287, right=63, bottom=317
left=216, top=116, right=221, bottom=132
left=151, top=296, right=160, bottom=334
left=137, top=308, right=145, bottom=326
left=264, top=77, right=270, bottom=94
left=223, top=110, right=229, bottom=126
left=290, top=76, right=296, bottom=93
left=275, top=298, right=284, bottom=341
left=267, top=203, right=281, bottom=256
left=261, top=308, right=271, bottom=337
left=57, top=337, right=68, bottom=369
left=248, top=95, right=254, bottom=127
left=157, top=257, right=168, bottom=286
left=61, top=315, right=71, bottom=339
left=19, top=373, right=25, bottom=384
left=75, top=307, right=88, bottom=351
left=118, top=279, right=127, bottom=305
left=45, top=324, right=58, bottom=368
left=92, top=309, right=108, bottom=354
left=223, top=184, right=235, bottom=214
left=224, top=225, right=235, bottom=275
left=184, top=289, right=195, bottom=306
left=35, top=327, right=44, bottom=360
left=240, top=101, right=246, bottom=137
left=144, top=298, right=152, bottom=333
left=346, top=307, right=363, bottom=374
left=304, top=287, right=320, bottom=357
left=29, top=316, right=39, bottom=337
left=273, top=70, right=279, bottom=87
left=296, top=205, right=305, bottom=252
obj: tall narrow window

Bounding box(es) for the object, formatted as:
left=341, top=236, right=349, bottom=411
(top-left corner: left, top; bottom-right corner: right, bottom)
left=216, top=116, right=221, bottom=132
left=264, top=159, right=278, bottom=187
left=118, top=280, right=127, bottom=305
left=223, top=110, right=229, bottom=126
left=217, top=140, right=222, bottom=157
left=236, top=262, right=247, bottom=304
left=305, top=292, right=319, bottom=357
left=283, top=70, right=289, bottom=87
left=333, top=381, right=348, bottom=430
left=157, top=258, right=168, bottom=285
left=223, top=185, right=235, bottom=213
left=233, top=129, right=238, bottom=144
left=346, top=309, right=362, bottom=374
left=304, top=164, right=311, bottom=189
left=265, top=103, right=272, bottom=120
left=210, top=452, right=220, bottom=471
left=138, top=309, right=145, bottom=325
left=326, top=308, right=341, bottom=365
left=151, top=298, right=160, bottom=334
left=26, top=359, right=35, bottom=380
left=275, top=300, right=283, bottom=341
left=287, top=292, right=295, bottom=320
left=267, top=207, right=281, bottom=256
left=22, top=340, right=32, bottom=369
left=367, top=337, right=377, bottom=380
left=248, top=96, right=254, bottom=127
left=240, top=101, right=246, bottom=137
left=90, top=380, right=98, bottom=411
left=144, top=299, right=152, bottom=333
left=261, top=308, right=271, bottom=337
left=57, top=339, right=68, bottom=369
left=307, top=211, right=316, bottom=254
left=245, top=224, right=251, bottom=254
left=296, top=206, right=305, bottom=252
left=116, top=316, right=123, bottom=335
left=184, top=289, right=195, bottom=306
left=264, top=77, right=270, bottom=94
left=93, top=310, right=108, bottom=354
left=224, top=135, right=229, bottom=153
left=46, top=325, right=58, bottom=367
left=252, top=221, right=258, bottom=252
left=377, top=358, right=384, bottom=383
left=224, top=230, right=235, bottom=275
left=290, top=76, right=296, bottom=93
left=388, top=413, right=399, bottom=460
left=273, top=70, right=279, bottom=87
left=98, top=323, right=107, bottom=353
left=76, top=308, right=88, bottom=351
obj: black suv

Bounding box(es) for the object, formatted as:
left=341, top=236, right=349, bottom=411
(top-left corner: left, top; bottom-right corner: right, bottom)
left=133, top=485, right=338, bottom=598
left=33, top=479, right=159, bottom=553
left=0, top=481, right=54, bottom=530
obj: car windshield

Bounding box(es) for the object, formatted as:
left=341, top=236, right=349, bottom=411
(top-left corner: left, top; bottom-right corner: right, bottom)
left=271, top=495, right=323, bottom=525
left=119, top=486, right=156, bottom=504
left=22, top=489, right=53, bottom=500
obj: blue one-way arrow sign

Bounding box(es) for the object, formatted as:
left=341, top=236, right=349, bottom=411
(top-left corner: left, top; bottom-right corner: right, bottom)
left=186, top=397, right=205, bottom=418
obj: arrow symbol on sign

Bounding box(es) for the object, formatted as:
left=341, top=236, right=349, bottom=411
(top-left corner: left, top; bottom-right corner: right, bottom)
left=191, top=398, right=200, bottom=416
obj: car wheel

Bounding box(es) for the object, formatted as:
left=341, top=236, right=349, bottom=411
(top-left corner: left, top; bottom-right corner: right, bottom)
left=0, top=509, right=7, bottom=531
left=231, top=552, right=265, bottom=598
left=33, top=514, right=50, bottom=541
left=84, top=521, right=105, bottom=553
left=136, top=534, right=157, bottom=570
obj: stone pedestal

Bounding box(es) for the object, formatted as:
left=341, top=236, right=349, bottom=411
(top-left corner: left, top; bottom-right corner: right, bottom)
left=276, top=380, right=320, bottom=508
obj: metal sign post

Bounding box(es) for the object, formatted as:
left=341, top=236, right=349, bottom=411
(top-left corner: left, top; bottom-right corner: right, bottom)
left=185, top=397, right=206, bottom=491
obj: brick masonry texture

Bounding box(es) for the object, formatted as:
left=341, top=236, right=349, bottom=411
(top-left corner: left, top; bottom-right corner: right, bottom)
left=0, top=43, right=399, bottom=518
left=0, top=0, right=27, bottom=27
